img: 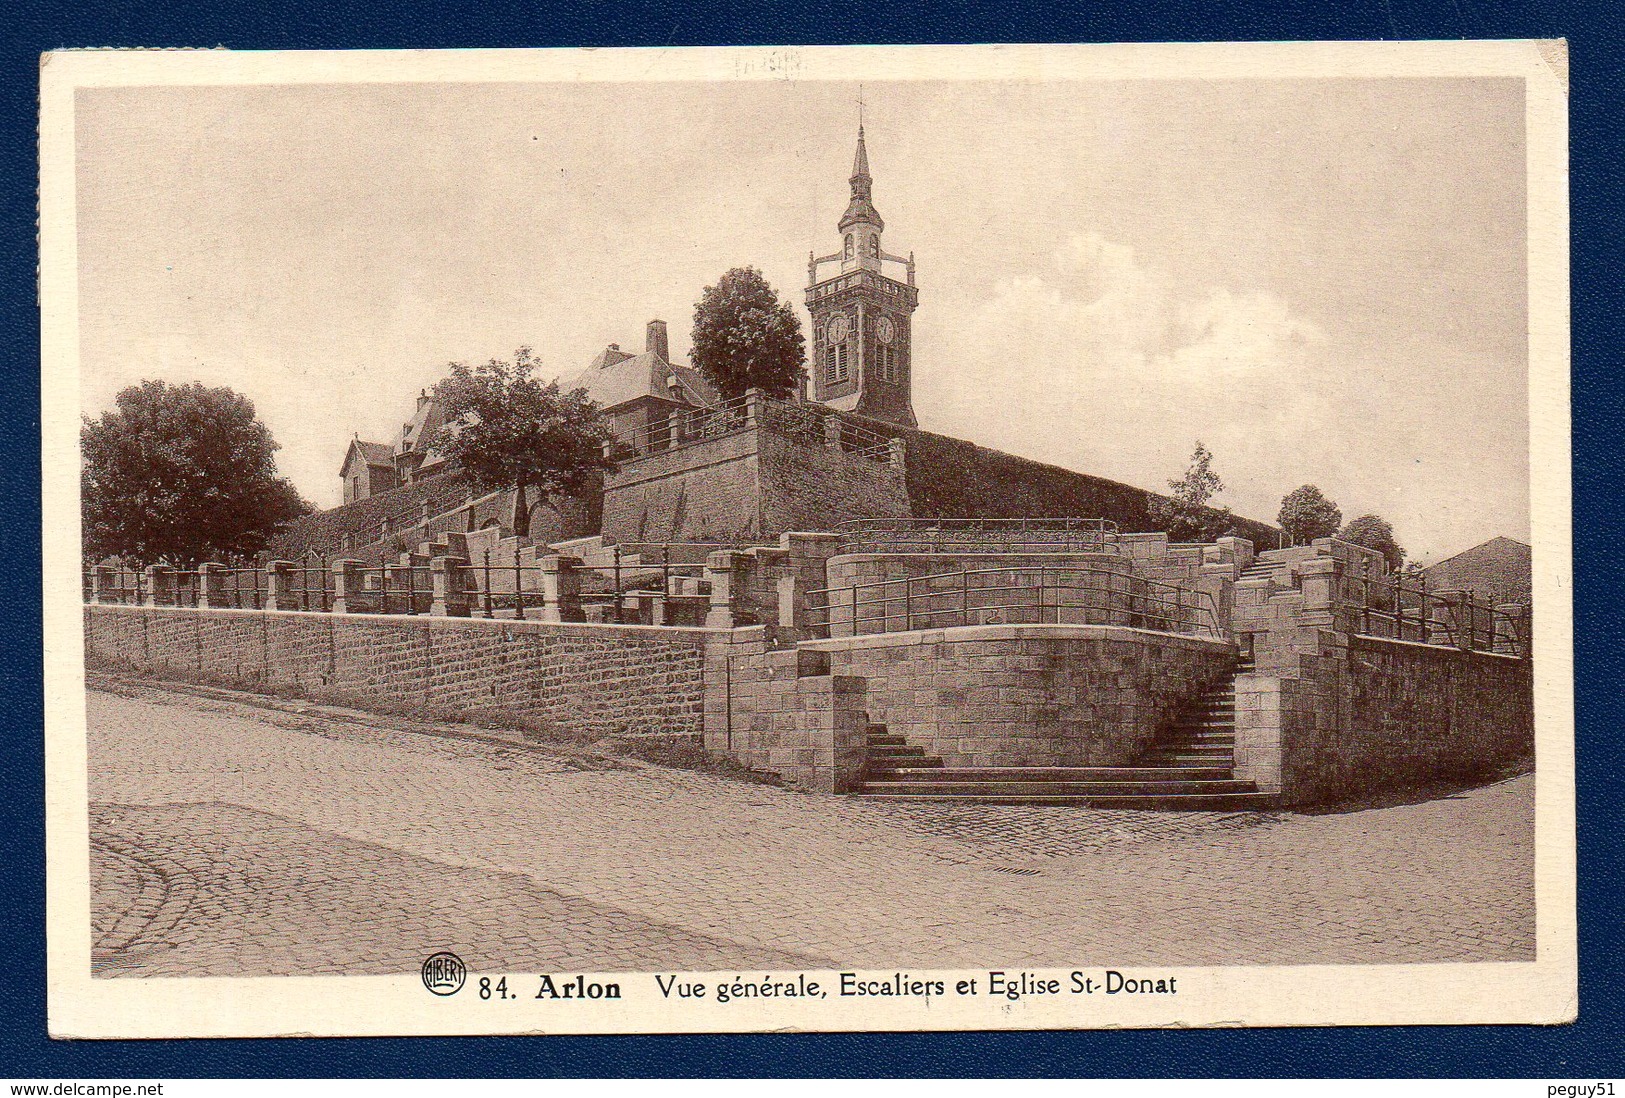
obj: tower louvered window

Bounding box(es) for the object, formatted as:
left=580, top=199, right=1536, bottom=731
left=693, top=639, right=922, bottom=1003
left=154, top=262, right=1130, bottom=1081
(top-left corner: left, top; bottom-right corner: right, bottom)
left=876, top=344, right=899, bottom=382
left=824, top=341, right=850, bottom=385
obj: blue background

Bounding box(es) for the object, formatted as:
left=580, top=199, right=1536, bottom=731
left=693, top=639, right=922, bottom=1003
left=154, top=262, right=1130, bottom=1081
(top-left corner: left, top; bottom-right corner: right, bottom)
left=4, top=0, right=1619, bottom=1078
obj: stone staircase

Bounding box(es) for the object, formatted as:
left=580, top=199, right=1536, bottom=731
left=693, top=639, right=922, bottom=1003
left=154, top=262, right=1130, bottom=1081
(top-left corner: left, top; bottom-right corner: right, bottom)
left=850, top=658, right=1277, bottom=809
left=1238, top=557, right=1288, bottom=590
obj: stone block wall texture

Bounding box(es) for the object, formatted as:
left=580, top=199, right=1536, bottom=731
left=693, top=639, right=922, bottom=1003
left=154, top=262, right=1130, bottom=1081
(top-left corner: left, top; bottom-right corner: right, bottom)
left=600, top=426, right=910, bottom=545
left=822, top=552, right=1136, bottom=635
left=798, top=625, right=1234, bottom=770
left=1279, top=634, right=1532, bottom=804
left=756, top=430, right=910, bottom=535
left=85, top=604, right=710, bottom=739
left=602, top=430, right=764, bottom=544
left=1231, top=607, right=1534, bottom=804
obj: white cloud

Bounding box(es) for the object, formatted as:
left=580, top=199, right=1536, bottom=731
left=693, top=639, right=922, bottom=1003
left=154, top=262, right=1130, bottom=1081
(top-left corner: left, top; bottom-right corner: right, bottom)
left=914, top=231, right=1527, bottom=561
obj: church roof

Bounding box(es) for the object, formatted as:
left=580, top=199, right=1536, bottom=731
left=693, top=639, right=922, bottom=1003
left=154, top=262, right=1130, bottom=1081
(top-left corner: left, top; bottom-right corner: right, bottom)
left=565, top=349, right=718, bottom=411
left=839, top=125, right=885, bottom=233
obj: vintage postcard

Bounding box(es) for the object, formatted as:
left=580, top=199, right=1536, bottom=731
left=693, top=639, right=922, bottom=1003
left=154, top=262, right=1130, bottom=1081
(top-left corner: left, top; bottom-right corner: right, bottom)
left=41, top=41, right=1573, bottom=1037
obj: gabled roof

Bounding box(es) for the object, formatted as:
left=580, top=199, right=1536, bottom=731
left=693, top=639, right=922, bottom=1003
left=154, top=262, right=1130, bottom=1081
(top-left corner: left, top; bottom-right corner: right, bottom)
left=341, top=438, right=395, bottom=476
left=1423, top=535, right=1532, bottom=603
left=565, top=349, right=718, bottom=411
left=1429, top=535, right=1530, bottom=570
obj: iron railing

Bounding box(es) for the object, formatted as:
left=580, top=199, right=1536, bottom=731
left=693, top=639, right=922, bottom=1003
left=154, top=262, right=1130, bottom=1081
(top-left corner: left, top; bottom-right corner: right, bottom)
left=613, top=393, right=897, bottom=464
left=836, top=517, right=1120, bottom=555
left=805, top=565, right=1217, bottom=640
left=1349, top=574, right=1527, bottom=656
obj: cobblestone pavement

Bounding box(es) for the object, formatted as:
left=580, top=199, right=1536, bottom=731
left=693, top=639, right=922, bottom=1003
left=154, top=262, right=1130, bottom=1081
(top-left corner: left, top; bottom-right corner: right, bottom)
left=86, top=679, right=1535, bottom=977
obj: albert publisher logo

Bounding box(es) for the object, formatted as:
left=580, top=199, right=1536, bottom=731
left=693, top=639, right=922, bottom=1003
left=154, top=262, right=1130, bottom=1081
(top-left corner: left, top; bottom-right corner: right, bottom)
left=422, top=951, right=467, bottom=996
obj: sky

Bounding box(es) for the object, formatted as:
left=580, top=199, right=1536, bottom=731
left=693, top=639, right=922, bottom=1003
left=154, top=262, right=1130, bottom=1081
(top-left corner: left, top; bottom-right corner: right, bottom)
left=73, top=76, right=1528, bottom=563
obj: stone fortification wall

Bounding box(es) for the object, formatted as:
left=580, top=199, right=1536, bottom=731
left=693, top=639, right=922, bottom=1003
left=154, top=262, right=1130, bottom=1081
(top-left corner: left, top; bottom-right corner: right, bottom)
left=880, top=424, right=1282, bottom=548
left=709, top=624, right=1234, bottom=786
left=756, top=430, right=910, bottom=535
left=600, top=431, right=763, bottom=543
left=600, top=425, right=909, bottom=544
left=85, top=604, right=709, bottom=739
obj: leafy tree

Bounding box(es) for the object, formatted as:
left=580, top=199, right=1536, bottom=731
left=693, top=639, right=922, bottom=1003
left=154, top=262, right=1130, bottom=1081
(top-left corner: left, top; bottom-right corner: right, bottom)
left=81, top=380, right=311, bottom=566
left=1149, top=441, right=1233, bottom=542
left=430, top=348, right=614, bottom=537
left=1277, top=484, right=1343, bottom=546
left=690, top=266, right=806, bottom=400
left=1339, top=513, right=1406, bottom=572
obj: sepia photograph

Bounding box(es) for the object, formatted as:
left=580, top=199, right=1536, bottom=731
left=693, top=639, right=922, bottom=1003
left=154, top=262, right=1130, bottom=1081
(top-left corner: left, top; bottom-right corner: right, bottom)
left=40, top=41, right=1573, bottom=1036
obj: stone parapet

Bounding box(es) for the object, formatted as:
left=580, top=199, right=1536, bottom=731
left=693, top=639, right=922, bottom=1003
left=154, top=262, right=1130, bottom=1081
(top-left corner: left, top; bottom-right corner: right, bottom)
left=85, top=603, right=718, bottom=740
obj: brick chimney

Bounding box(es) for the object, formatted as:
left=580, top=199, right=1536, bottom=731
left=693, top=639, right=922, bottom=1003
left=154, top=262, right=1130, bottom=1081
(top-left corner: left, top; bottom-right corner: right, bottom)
left=646, top=319, right=669, bottom=362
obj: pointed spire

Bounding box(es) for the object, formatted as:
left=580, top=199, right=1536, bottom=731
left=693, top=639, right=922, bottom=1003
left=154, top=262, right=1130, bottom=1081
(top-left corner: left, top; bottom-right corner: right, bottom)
left=838, top=122, right=884, bottom=234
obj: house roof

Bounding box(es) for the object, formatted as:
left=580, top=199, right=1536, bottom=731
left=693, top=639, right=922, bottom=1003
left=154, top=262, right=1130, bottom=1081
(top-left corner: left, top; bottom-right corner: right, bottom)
left=341, top=438, right=396, bottom=476
left=1423, top=536, right=1532, bottom=603
left=399, top=397, right=444, bottom=455
left=565, top=349, right=718, bottom=411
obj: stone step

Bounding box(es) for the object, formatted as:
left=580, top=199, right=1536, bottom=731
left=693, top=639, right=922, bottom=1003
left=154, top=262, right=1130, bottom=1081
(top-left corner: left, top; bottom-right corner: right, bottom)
left=850, top=791, right=1279, bottom=810
left=868, top=744, right=927, bottom=758
left=858, top=779, right=1259, bottom=797
left=870, top=766, right=1236, bottom=782
left=867, top=755, right=945, bottom=769
left=1142, top=753, right=1235, bottom=766
left=866, top=734, right=907, bottom=747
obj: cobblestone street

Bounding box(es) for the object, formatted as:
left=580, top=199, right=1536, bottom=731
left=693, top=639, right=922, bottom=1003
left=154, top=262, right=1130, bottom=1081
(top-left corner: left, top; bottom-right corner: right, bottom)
left=86, top=678, right=1536, bottom=977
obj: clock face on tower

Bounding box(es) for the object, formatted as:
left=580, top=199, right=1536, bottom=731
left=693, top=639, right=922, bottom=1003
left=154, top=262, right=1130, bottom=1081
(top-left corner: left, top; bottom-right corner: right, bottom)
left=875, top=315, right=895, bottom=345
left=826, top=314, right=850, bottom=343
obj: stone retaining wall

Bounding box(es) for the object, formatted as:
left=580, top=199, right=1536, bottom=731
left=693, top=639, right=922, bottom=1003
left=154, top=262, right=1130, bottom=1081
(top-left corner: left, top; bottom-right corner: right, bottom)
left=710, top=624, right=1235, bottom=786
left=85, top=604, right=711, bottom=738
left=1235, top=630, right=1534, bottom=803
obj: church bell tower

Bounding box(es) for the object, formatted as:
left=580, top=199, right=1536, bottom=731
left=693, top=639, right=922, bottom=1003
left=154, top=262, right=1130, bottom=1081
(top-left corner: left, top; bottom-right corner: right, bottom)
left=805, top=124, right=919, bottom=428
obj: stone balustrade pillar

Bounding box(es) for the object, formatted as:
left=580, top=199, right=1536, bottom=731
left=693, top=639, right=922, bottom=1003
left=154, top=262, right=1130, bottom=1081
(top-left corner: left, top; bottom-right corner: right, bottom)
left=1296, top=556, right=1339, bottom=628
left=887, top=436, right=906, bottom=471
left=1195, top=562, right=1235, bottom=637
left=330, top=559, right=365, bottom=614
left=1426, top=590, right=1465, bottom=647
left=775, top=532, right=844, bottom=638
left=196, top=562, right=227, bottom=609
left=91, top=564, right=117, bottom=604
left=538, top=554, right=584, bottom=623
left=1214, top=536, right=1255, bottom=575
left=142, top=564, right=174, bottom=607
left=823, top=415, right=844, bottom=451
left=265, top=560, right=298, bottom=611
left=430, top=556, right=470, bottom=617
left=705, top=550, right=750, bottom=629
left=744, top=387, right=764, bottom=428
left=1494, top=603, right=1530, bottom=657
